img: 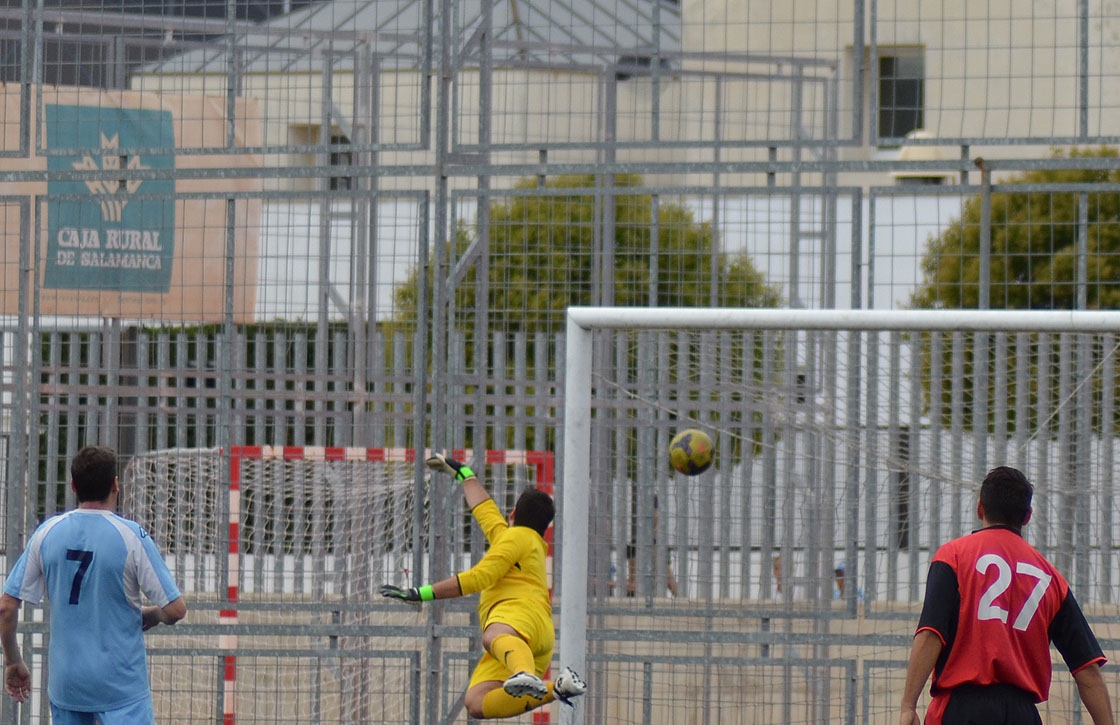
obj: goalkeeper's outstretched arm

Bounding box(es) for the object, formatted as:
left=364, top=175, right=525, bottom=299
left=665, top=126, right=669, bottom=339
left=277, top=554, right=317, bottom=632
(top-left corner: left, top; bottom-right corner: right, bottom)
left=427, top=452, right=489, bottom=509
left=378, top=451, right=495, bottom=606
left=380, top=575, right=463, bottom=603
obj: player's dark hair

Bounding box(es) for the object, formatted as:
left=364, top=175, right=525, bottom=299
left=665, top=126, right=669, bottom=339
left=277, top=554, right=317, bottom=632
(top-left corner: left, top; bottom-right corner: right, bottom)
left=512, top=487, right=555, bottom=537
left=71, top=445, right=117, bottom=502
left=980, top=466, right=1033, bottom=529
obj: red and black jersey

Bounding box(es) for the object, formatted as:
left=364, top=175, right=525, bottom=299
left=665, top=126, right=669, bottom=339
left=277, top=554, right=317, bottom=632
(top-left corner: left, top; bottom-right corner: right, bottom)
left=916, top=525, right=1106, bottom=703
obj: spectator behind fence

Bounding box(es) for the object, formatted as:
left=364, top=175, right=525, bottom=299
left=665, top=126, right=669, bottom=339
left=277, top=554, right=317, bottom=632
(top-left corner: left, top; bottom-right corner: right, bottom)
left=624, top=494, right=679, bottom=598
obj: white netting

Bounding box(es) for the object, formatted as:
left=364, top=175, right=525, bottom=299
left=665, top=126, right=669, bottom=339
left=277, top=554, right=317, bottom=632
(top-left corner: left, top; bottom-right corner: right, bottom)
left=586, top=327, right=1120, bottom=607
left=121, top=446, right=423, bottom=724
left=122, top=447, right=420, bottom=598
left=122, top=448, right=223, bottom=593
left=565, top=313, right=1120, bottom=725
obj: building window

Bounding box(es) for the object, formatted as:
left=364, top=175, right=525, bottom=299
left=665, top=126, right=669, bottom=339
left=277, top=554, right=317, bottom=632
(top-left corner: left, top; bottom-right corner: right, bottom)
left=895, top=175, right=944, bottom=186
left=615, top=55, right=672, bottom=82
left=329, top=134, right=353, bottom=190
left=878, top=54, right=924, bottom=141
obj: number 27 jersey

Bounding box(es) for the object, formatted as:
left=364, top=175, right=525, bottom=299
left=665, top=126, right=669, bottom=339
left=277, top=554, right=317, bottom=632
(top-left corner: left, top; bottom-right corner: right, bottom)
left=917, top=525, right=1105, bottom=702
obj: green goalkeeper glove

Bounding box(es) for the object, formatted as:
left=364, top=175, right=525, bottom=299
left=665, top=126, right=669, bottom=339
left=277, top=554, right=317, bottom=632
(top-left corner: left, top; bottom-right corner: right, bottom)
left=426, top=452, right=475, bottom=481
left=379, top=584, right=435, bottom=602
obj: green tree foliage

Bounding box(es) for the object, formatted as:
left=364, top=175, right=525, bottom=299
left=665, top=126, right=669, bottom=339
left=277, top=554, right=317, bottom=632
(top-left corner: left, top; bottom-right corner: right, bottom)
left=394, top=174, right=782, bottom=332
left=910, top=147, right=1120, bottom=311
left=908, top=147, right=1120, bottom=435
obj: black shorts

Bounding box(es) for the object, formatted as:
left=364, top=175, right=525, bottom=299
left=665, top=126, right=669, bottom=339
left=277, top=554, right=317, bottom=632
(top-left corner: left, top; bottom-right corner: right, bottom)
left=938, top=683, right=1041, bottom=725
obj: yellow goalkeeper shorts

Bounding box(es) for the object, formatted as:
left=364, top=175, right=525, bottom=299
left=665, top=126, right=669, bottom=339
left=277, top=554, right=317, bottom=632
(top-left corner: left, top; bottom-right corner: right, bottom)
left=468, top=602, right=555, bottom=688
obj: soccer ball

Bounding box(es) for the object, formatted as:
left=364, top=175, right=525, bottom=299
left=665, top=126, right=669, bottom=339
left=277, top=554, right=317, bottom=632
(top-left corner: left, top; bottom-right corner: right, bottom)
left=669, top=428, right=714, bottom=476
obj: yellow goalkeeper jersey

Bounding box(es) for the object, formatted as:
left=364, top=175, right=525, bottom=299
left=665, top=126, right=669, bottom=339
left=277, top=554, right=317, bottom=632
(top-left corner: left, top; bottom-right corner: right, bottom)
left=456, top=498, right=551, bottom=622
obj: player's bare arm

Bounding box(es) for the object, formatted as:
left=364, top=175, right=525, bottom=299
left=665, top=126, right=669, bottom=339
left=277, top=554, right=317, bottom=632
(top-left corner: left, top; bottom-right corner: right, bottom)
left=142, top=597, right=188, bottom=631
left=0, top=593, right=30, bottom=703
left=899, top=629, right=942, bottom=725
left=460, top=475, right=489, bottom=509
left=1072, top=664, right=1115, bottom=725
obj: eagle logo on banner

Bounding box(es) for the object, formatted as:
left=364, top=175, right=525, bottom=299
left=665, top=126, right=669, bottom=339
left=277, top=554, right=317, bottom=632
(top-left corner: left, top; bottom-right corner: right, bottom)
left=72, top=133, right=148, bottom=223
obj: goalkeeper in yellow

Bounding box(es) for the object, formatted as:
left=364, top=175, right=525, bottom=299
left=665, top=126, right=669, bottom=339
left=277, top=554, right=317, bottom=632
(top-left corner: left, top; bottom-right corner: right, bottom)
left=380, top=452, right=586, bottom=719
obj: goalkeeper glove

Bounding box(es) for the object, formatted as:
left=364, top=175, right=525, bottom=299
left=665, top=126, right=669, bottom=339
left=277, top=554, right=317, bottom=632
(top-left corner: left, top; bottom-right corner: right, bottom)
left=426, top=452, right=475, bottom=481
left=379, top=584, right=435, bottom=602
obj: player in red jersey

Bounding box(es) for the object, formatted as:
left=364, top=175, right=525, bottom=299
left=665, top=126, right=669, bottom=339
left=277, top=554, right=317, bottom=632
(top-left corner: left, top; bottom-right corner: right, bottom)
left=899, top=466, right=1113, bottom=725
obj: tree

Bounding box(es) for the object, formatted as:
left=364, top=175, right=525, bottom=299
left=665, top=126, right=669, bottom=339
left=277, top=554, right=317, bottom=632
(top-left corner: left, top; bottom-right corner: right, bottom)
left=910, top=147, right=1120, bottom=310
left=908, top=147, right=1120, bottom=434
left=394, top=174, right=782, bottom=332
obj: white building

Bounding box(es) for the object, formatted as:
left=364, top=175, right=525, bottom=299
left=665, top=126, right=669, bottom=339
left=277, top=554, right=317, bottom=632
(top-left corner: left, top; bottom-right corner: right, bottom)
left=123, top=0, right=1119, bottom=316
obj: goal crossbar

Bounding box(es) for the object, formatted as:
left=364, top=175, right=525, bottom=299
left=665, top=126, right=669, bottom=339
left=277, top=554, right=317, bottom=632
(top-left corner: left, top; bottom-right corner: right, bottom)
left=566, top=306, right=1120, bottom=333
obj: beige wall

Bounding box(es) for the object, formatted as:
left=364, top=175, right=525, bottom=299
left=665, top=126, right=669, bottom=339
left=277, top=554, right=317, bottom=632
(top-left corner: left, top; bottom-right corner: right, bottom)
left=0, top=84, right=263, bottom=323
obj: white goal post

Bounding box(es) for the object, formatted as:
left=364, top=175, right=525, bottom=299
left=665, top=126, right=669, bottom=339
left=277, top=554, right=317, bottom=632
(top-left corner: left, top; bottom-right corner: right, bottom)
left=559, top=306, right=1120, bottom=725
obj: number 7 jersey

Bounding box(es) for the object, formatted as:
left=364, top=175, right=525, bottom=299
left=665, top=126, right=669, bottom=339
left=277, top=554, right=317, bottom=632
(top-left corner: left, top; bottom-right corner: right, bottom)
left=3, top=508, right=182, bottom=712
left=916, top=524, right=1106, bottom=702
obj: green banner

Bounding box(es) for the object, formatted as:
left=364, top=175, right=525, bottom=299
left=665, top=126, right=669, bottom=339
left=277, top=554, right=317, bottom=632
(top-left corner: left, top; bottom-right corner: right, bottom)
left=45, top=104, right=175, bottom=292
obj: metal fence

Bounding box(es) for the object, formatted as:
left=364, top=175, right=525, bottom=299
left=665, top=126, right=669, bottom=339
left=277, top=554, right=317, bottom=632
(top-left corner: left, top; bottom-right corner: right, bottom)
left=3, top=0, right=1120, bottom=723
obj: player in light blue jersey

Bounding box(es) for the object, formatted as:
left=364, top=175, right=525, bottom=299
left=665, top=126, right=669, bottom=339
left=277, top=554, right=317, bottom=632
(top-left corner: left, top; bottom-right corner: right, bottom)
left=0, top=445, right=186, bottom=725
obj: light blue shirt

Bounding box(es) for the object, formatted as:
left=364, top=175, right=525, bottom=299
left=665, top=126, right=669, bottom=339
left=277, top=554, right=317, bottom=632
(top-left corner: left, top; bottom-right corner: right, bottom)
left=3, top=509, right=181, bottom=712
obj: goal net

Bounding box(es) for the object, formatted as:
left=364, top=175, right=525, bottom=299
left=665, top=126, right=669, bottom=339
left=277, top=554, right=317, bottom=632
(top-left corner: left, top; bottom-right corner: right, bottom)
left=121, top=445, right=422, bottom=723
left=121, top=445, right=555, bottom=724
left=123, top=446, right=422, bottom=599
left=559, top=307, right=1120, bottom=725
